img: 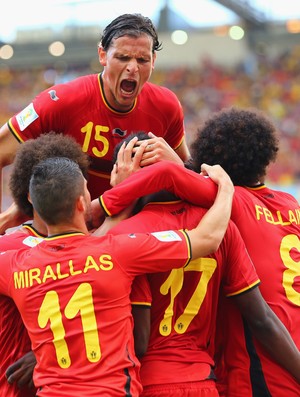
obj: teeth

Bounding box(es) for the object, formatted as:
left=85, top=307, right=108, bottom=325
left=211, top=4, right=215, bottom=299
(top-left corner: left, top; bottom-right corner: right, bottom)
left=121, top=88, right=134, bottom=95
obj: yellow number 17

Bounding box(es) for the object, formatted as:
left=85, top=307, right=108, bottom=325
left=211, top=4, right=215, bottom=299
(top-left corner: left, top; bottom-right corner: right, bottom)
left=159, top=257, right=217, bottom=336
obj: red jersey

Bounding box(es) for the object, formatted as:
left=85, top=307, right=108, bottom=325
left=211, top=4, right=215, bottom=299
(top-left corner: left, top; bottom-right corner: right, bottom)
left=0, top=230, right=191, bottom=397
left=101, top=161, right=300, bottom=396
left=7, top=74, right=185, bottom=199
left=0, top=224, right=44, bottom=397
left=219, top=185, right=300, bottom=397
left=108, top=200, right=259, bottom=386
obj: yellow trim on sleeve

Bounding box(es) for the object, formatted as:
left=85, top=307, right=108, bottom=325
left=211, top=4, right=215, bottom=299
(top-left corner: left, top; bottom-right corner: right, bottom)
left=131, top=302, right=151, bottom=307
left=226, top=280, right=261, bottom=297
left=179, top=229, right=192, bottom=267
left=99, top=195, right=111, bottom=216
left=173, top=135, right=185, bottom=151
left=8, top=119, right=25, bottom=143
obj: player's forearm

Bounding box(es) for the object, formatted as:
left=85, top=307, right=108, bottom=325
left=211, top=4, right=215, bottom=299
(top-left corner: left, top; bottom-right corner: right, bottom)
left=0, top=202, right=27, bottom=235
left=93, top=203, right=135, bottom=236
left=100, top=161, right=217, bottom=216
left=187, top=174, right=234, bottom=258
left=0, top=124, right=21, bottom=212
left=0, top=171, right=2, bottom=213
left=250, top=307, right=300, bottom=383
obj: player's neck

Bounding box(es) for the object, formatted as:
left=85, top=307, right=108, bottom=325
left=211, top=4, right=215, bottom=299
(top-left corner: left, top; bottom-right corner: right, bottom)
left=32, top=211, right=47, bottom=235
left=47, top=220, right=89, bottom=238
left=47, top=229, right=88, bottom=238
left=246, top=179, right=265, bottom=187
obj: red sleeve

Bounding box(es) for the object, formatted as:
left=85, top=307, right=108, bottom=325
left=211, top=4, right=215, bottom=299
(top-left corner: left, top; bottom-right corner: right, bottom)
left=130, top=275, right=152, bottom=307
left=100, top=161, right=218, bottom=216
left=109, top=230, right=191, bottom=276
left=156, top=86, right=185, bottom=150
left=8, top=86, right=66, bottom=142
left=221, top=221, right=260, bottom=297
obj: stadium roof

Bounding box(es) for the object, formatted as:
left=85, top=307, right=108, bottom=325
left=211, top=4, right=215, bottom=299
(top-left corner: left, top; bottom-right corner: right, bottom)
left=1, top=0, right=300, bottom=42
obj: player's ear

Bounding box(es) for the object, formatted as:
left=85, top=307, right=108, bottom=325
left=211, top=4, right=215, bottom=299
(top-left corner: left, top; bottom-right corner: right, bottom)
left=77, top=195, right=85, bottom=213
left=27, top=192, right=32, bottom=204
left=98, top=46, right=107, bottom=66
left=152, top=52, right=156, bottom=70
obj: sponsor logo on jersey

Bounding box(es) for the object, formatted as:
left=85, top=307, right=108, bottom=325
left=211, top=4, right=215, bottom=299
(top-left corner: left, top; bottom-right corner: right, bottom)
left=151, top=230, right=182, bottom=242
left=16, top=103, right=39, bottom=131
left=48, top=89, right=59, bottom=101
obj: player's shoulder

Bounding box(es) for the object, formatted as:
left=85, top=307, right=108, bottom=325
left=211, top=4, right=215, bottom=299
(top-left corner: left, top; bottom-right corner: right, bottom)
left=241, top=184, right=298, bottom=207
left=143, top=81, right=181, bottom=105
left=40, top=73, right=98, bottom=98
left=35, top=73, right=100, bottom=109
left=0, top=228, right=26, bottom=250
left=270, top=187, right=299, bottom=205
left=55, top=73, right=99, bottom=93
left=0, top=245, right=27, bottom=260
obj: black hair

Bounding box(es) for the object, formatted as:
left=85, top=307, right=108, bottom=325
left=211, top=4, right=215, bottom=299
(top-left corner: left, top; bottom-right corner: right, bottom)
left=29, top=157, right=85, bottom=225
left=190, top=107, right=279, bottom=186
left=9, top=132, right=90, bottom=217
left=100, top=13, right=162, bottom=53
left=112, top=131, right=150, bottom=163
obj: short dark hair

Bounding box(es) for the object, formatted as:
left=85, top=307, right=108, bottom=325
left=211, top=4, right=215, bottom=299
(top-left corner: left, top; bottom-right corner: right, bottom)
left=100, top=13, right=162, bottom=53
left=29, top=157, right=85, bottom=225
left=9, top=132, right=90, bottom=217
left=190, top=107, right=279, bottom=186
left=112, top=131, right=150, bottom=163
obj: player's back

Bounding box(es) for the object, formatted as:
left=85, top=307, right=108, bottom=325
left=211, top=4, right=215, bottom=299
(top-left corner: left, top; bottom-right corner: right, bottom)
left=2, top=225, right=193, bottom=397
left=0, top=224, right=43, bottom=397
left=110, top=198, right=258, bottom=387
left=2, top=232, right=142, bottom=397
left=222, top=185, right=300, bottom=396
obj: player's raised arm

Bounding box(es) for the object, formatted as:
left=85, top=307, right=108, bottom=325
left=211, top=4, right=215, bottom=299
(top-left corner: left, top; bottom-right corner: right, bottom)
left=185, top=163, right=234, bottom=258
left=0, top=123, right=25, bottom=233
left=99, top=160, right=218, bottom=217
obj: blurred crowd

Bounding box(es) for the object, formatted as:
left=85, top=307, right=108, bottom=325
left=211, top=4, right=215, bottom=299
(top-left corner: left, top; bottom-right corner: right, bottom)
left=152, top=47, right=300, bottom=187
left=1, top=44, right=300, bottom=207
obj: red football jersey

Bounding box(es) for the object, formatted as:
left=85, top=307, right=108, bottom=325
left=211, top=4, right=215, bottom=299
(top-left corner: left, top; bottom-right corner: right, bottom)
left=101, top=161, right=300, bottom=396
left=0, top=224, right=44, bottom=397
left=0, top=230, right=191, bottom=396
left=109, top=200, right=259, bottom=386
left=8, top=74, right=185, bottom=199
left=220, top=185, right=300, bottom=397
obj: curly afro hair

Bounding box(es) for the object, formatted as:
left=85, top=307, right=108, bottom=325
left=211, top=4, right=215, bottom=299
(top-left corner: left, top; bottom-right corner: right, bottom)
left=9, top=132, right=90, bottom=218
left=190, top=107, right=279, bottom=186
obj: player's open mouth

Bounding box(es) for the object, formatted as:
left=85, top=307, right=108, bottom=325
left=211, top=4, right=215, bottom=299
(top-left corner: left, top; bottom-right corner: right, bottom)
left=120, top=79, right=137, bottom=95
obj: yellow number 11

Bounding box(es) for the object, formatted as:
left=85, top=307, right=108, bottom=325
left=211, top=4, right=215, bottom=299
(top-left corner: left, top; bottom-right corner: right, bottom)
left=38, top=283, right=101, bottom=368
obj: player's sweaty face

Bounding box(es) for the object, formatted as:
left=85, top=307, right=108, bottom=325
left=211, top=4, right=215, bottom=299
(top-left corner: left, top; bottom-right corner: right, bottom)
left=99, top=34, right=156, bottom=111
